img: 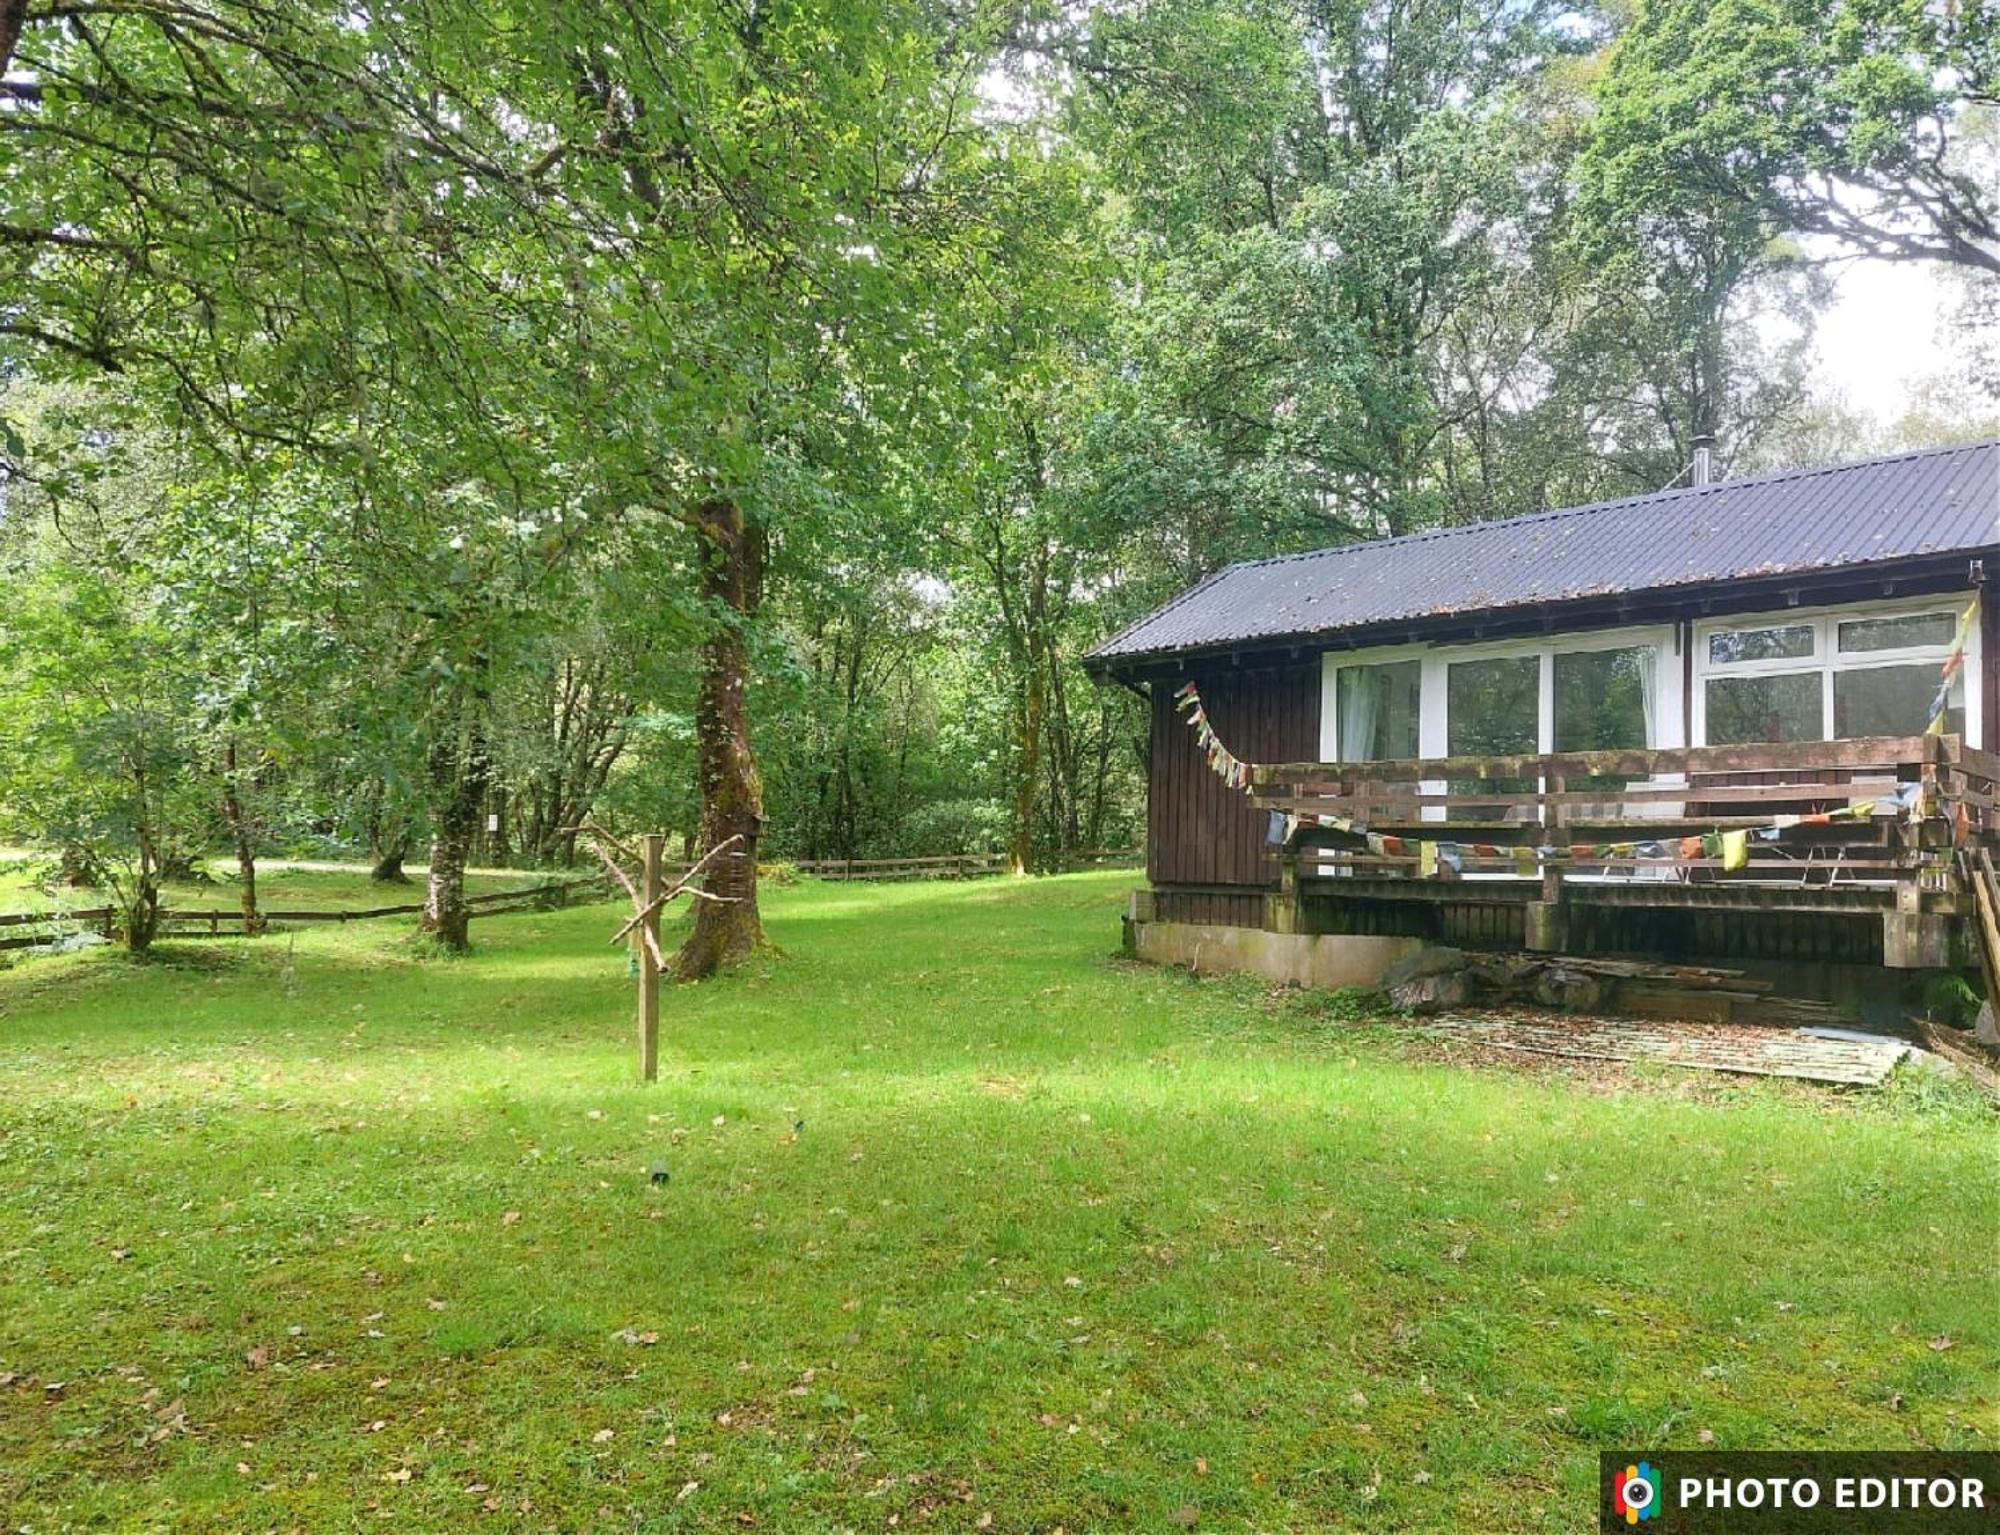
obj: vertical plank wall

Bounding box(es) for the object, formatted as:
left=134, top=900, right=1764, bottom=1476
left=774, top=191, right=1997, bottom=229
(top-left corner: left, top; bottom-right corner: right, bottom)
left=1148, top=661, right=1321, bottom=893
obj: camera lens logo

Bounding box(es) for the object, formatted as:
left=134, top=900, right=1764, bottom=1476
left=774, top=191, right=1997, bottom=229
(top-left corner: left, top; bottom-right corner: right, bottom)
left=1614, top=1462, right=1661, bottom=1525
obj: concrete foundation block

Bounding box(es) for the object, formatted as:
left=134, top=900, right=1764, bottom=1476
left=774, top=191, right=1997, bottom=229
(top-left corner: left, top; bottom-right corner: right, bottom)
left=1131, top=920, right=1423, bottom=991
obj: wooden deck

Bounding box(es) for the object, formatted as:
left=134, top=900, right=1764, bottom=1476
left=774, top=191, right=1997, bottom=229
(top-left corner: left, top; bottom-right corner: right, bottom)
left=1230, top=733, right=2000, bottom=969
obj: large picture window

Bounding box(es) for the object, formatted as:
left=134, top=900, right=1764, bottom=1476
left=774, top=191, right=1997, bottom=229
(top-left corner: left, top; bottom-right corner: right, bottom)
left=1335, top=659, right=1421, bottom=761
left=1696, top=602, right=1971, bottom=747
left=1324, top=632, right=1672, bottom=769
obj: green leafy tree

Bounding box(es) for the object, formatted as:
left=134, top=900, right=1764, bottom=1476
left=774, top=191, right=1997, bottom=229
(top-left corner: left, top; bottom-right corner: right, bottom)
left=1583, top=0, right=2000, bottom=275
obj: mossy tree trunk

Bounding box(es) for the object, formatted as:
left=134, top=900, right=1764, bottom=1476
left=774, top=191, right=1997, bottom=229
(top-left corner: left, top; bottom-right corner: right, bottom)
left=420, top=679, right=489, bottom=953
left=123, top=764, right=161, bottom=953
left=220, top=738, right=261, bottom=934
left=675, top=496, right=765, bottom=980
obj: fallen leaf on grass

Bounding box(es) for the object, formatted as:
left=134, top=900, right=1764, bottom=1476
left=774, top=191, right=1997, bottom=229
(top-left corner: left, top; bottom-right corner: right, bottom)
left=501, top=1211, right=521, bottom=1226
left=1930, top=1336, right=1956, bottom=1352
left=592, top=1428, right=615, bottom=1443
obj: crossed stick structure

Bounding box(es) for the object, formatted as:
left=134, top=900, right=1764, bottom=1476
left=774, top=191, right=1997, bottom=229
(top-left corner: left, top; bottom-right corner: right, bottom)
left=579, top=825, right=743, bottom=1081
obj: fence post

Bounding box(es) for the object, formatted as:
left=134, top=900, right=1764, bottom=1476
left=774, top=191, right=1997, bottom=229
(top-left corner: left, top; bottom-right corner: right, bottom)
left=638, top=833, right=662, bottom=1083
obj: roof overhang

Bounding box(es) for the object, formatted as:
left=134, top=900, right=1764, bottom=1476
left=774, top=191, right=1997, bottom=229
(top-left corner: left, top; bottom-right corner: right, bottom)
left=1087, top=550, right=1995, bottom=685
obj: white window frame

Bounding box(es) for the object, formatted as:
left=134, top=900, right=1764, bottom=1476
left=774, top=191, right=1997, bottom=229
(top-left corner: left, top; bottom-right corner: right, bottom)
left=1691, top=595, right=1981, bottom=749
left=1320, top=625, right=1682, bottom=764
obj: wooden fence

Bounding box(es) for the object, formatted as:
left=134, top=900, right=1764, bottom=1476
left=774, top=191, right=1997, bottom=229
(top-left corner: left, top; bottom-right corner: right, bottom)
left=0, top=905, right=115, bottom=953
left=791, top=848, right=1138, bottom=881
left=0, top=851, right=1140, bottom=950
left=0, top=880, right=599, bottom=951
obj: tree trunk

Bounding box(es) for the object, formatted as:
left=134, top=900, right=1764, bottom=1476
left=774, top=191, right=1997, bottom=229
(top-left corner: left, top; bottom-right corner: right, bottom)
left=0, top=0, right=30, bottom=77
left=421, top=686, right=489, bottom=953
left=126, top=772, right=160, bottom=953
left=487, top=784, right=511, bottom=866
left=370, top=850, right=409, bottom=884
left=1008, top=645, right=1047, bottom=876
left=123, top=873, right=160, bottom=953
left=675, top=496, right=765, bottom=980
left=220, top=739, right=261, bottom=935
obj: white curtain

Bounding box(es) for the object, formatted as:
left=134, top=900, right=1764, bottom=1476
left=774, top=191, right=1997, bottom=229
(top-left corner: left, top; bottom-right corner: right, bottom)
left=1338, top=666, right=1380, bottom=763
left=1636, top=647, right=1659, bottom=746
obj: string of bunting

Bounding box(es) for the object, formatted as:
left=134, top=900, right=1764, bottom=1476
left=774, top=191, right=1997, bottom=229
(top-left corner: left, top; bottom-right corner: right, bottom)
left=1926, top=597, right=1978, bottom=735
left=1172, top=592, right=1977, bottom=875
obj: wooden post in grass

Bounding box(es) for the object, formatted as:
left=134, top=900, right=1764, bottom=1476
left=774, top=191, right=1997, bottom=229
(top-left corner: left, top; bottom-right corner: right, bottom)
left=638, top=833, right=663, bottom=1083
left=585, top=824, right=743, bottom=1084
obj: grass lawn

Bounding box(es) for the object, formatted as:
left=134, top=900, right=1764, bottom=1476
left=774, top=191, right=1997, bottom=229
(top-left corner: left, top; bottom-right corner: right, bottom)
left=0, top=870, right=1992, bottom=1532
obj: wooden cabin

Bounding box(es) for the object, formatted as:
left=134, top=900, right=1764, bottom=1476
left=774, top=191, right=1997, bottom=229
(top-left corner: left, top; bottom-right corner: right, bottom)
left=1087, top=440, right=2000, bottom=1001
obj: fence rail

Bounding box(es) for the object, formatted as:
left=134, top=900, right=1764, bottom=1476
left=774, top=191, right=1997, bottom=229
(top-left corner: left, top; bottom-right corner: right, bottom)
left=792, top=848, right=1138, bottom=881
left=0, top=851, right=1141, bottom=948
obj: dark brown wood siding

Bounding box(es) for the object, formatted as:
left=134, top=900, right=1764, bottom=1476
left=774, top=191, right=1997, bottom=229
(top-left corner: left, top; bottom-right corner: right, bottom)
left=1148, top=661, right=1320, bottom=889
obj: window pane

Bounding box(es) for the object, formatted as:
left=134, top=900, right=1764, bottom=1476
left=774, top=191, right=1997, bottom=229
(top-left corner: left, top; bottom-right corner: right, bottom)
left=1554, top=648, right=1654, bottom=752
left=1449, top=655, right=1539, bottom=800
left=1837, top=612, right=1957, bottom=653
left=1833, top=663, right=1963, bottom=738
left=1335, top=660, right=1420, bottom=761
left=1708, top=624, right=1815, bottom=664
left=1705, top=673, right=1823, bottom=745
left=1555, top=647, right=1654, bottom=792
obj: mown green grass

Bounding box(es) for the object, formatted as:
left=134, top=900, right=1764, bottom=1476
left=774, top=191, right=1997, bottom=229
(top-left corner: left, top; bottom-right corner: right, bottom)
left=0, top=871, right=1992, bottom=1533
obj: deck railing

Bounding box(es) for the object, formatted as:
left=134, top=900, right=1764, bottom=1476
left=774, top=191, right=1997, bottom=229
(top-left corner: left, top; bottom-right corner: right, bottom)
left=1251, top=733, right=2000, bottom=893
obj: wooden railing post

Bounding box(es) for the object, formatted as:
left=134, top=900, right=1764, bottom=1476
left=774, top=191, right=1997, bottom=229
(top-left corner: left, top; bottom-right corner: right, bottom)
left=1267, top=842, right=1301, bottom=935
left=1527, top=769, right=1565, bottom=952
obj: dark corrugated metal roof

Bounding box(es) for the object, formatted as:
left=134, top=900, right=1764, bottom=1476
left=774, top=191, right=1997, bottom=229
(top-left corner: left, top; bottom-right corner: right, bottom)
left=1091, top=439, right=2000, bottom=667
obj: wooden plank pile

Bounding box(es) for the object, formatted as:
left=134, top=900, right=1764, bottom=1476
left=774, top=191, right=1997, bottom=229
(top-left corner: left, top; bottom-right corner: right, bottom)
left=1379, top=947, right=1848, bottom=1028
left=1417, top=1010, right=1910, bottom=1086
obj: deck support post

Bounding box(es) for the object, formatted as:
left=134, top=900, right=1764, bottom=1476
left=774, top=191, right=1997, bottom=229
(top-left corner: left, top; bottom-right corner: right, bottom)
left=1525, top=900, right=1566, bottom=953
left=1886, top=758, right=1955, bottom=967
left=1527, top=771, right=1566, bottom=952
left=1123, top=887, right=1155, bottom=957
left=1883, top=909, right=1954, bottom=969
left=1267, top=849, right=1301, bottom=935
